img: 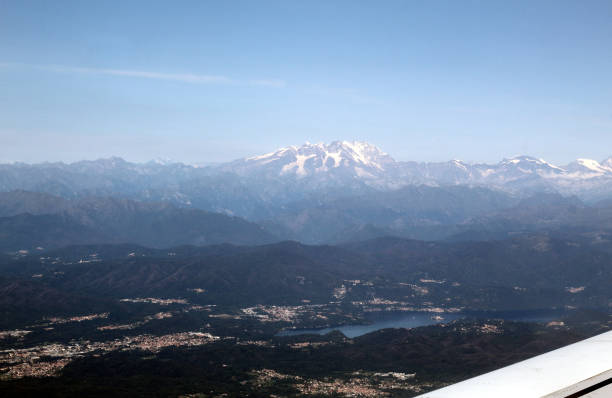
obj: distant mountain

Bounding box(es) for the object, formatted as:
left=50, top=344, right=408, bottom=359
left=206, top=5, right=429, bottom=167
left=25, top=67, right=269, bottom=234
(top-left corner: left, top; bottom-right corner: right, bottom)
left=7, top=188, right=612, bottom=247
left=221, top=141, right=396, bottom=187
left=1, top=142, right=612, bottom=221
left=0, top=192, right=277, bottom=252
left=445, top=193, right=612, bottom=243
left=260, top=185, right=518, bottom=243
left=220, top=143, right=612, bottom=199
left=0, top=190, right=71, bottom=216
left=565, top=158, right=612, bottom=176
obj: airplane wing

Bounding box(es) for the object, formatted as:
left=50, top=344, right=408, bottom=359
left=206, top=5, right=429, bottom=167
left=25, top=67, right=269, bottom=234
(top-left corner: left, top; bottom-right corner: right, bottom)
left=416, top=329, right=612, bottom=398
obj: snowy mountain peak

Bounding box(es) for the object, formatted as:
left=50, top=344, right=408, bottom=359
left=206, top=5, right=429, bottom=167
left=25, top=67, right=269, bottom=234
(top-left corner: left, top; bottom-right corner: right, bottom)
left=564, top=158, right=612, bottom=176
left=577, top=158, right=608, bottom=172
left=601, top=157, right=612, bottom=169
left=501, top=155, right=556, bottom=166
left=239, top=141, right=393, bottom=178
left=244, top=141, right=394, bottom=169
left=502, top=155, right=537, bottom=163
left=219, top=144, right=612, bottom=194
left=499, top=156, right=565, bottom=174
left=149, top=157, right=176, bottom=166
left=327, top=140, right=392, bottom=168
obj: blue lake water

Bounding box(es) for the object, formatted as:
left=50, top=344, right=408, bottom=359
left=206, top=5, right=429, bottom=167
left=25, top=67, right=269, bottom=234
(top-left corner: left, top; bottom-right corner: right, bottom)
left=276, top=309, right=569, bottom=338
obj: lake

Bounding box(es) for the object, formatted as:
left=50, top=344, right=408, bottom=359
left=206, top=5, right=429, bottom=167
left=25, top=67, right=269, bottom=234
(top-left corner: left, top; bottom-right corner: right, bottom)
left=276, top=308, right=569, bottom=338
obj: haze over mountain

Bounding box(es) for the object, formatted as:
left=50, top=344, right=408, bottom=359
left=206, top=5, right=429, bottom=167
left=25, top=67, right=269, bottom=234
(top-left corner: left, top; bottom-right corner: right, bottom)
left=2, top=141, right=612, bottom=245
left=3, top=141, right=611, bottom=200
left=222, top=141, right=612, bottom=196
left=0, top=191, right=276, bottom=251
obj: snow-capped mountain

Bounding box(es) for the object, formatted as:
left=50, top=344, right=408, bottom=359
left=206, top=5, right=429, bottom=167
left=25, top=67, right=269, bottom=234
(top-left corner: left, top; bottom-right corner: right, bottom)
left=221, top=142, right=612, bottom=193
left=564, top=158, right=612, bottom=177
left=467, top=156, right=565, bottom=192
left=397, top=156, right=567, bottom=187
left=1, top=141, right=612, bottom=210
left=494, top=156, right=565, bottom=176
left=221, top=141, right=396, bottom=184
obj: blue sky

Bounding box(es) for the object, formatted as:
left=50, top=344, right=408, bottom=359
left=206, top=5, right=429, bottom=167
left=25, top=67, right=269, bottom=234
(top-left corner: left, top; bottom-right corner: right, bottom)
left=1, top=0, right=611, bottom=164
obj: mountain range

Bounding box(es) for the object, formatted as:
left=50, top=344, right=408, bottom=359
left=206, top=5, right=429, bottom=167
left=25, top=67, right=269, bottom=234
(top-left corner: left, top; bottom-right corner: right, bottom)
left=3, top=141, right=612, bottom=205
left=2, top=141, right=612, bottom=246
left=0, top=191, right=276, bottom=251
left=223, top=141, right=612, bottom=197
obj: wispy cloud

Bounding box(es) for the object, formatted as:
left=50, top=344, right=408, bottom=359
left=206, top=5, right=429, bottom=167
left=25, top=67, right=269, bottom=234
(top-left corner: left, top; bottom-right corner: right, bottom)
left=0, top=62, right=285, bottom=88
left=50, top=65, right=234, bottom=84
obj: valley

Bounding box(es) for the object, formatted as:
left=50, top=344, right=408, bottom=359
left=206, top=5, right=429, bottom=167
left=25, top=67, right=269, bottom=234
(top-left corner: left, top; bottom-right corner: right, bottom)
left=0, top=235, right=610, bottom=396
left=1, top=143, right=612, bottom=396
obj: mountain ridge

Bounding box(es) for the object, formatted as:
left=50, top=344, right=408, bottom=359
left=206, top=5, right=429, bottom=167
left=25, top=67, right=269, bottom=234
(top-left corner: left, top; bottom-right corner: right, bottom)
left=0, top=192, right=278, bottom=251
left=4, top=141, right=611, bottom=177
left=2, top=141, right=612, bottom=215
